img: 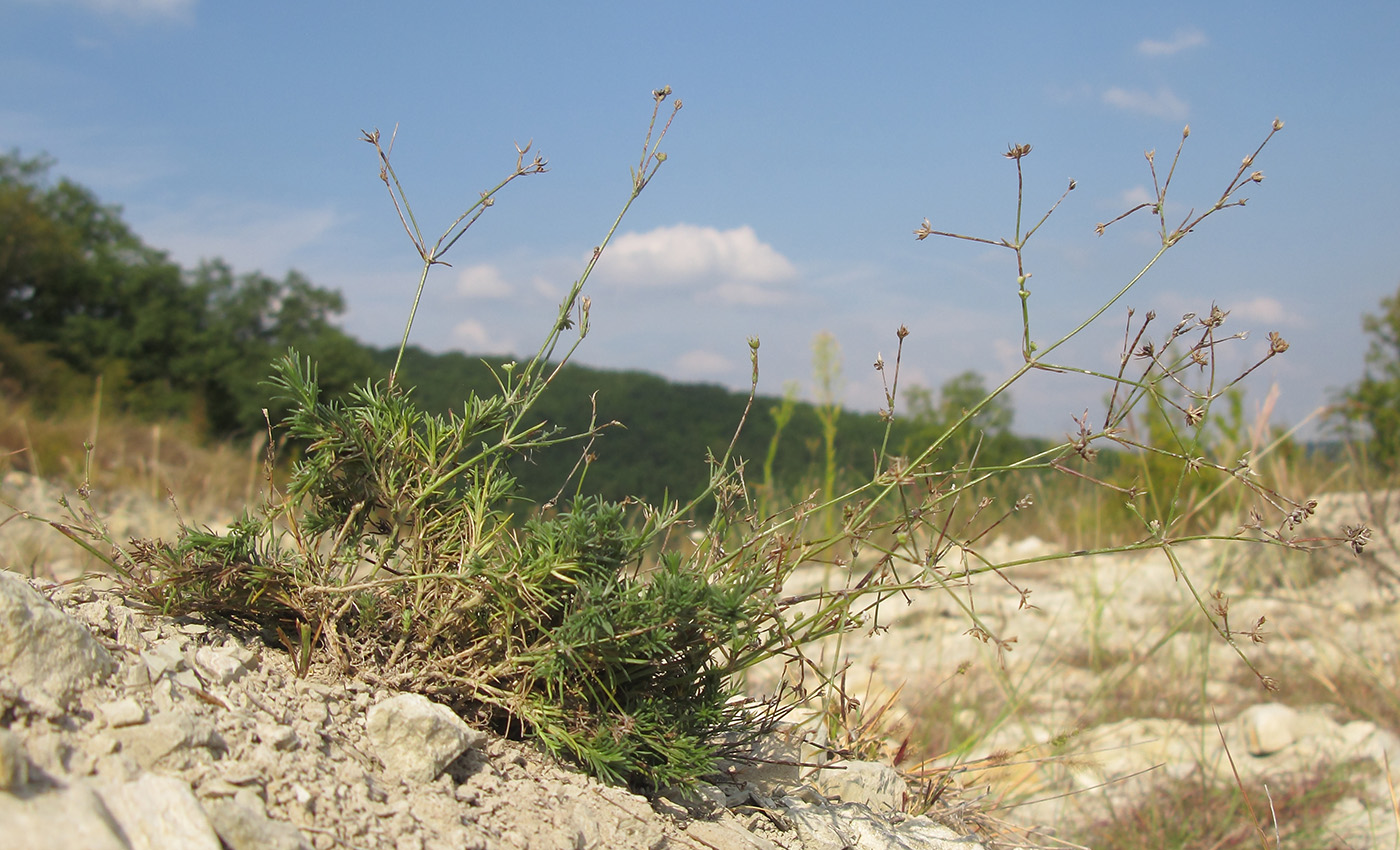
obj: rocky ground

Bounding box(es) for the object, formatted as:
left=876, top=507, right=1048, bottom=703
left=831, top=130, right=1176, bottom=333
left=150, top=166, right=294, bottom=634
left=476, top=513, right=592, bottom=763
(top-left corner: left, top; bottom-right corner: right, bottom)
left=758, top=491, right=1400, bottom=846
left=0, top=569, right=989, bottom=850
left=0, top=471, right=989, bottom=850
left=4, top=470, right=1400, bottom=848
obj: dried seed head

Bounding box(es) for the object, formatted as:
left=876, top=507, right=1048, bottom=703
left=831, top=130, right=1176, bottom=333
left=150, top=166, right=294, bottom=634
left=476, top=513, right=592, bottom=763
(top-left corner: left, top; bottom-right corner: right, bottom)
left=914, top=218, right=934, bottom=240
left=653, top=85, right=672, bottom=100
left=873, top=353, right=885, bottom=371
left=1250, top=171, right=1265, bottom=183
left=1068, top=178, right=1077, bottom=191
left=1242, top=154, right=1255, bottom=168
left=1345, top=524, right=1372, bottom=554
left=1273, top=117, right=1285, bottom=131
left=1268, top=331, right=1290, bottom=354
left=1182, top=124, right=1191, bottom=138
left=655, top=151, right=667, bottom=162
left=1185, top=405, right=1205, bottom=427
left=1201, top=303, right=1229, bottom=329
left=1004, top=143, right=1033, bottom=160
left=897, top=324, right=910, bottom=340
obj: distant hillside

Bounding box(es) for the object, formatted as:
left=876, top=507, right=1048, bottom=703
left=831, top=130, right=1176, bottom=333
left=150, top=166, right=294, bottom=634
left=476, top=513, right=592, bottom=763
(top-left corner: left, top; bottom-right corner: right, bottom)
left=0, top=148, right=1045, bottom=513
left=374, top=346, right=926, bottom=508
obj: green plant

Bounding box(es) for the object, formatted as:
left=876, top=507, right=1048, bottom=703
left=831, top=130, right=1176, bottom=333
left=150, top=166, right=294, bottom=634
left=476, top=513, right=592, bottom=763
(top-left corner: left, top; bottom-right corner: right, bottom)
left=25, top=101, right=1365, bottom=803
left=1338, top=281, right=1400, bottom=467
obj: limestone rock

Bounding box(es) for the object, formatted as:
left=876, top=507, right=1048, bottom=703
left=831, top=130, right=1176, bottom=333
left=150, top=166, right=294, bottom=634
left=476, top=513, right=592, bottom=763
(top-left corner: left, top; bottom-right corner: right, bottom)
left=807, top=759, right=909, bottom=811
left=204, top=796, right=313, bottom=850
left=0, top=726, right=30, bottom=790
left=365, top=693, right=484, bottom=783
left=783, top=799, right=986, bottom=850
left=682, top=817, right=786, bottom=849
left=111, top=711, right=224, bottom=769
left=719, top=724, right=805, bottom=792
left=99, top=696, right=147, bottom=728
left=0, top=571, right=114, bottom=713
left=0, top=783, right=130, bottom=850
left=1238, top=702, right=1340, bottom=757
left=193, top=644, right=252, bottom=685
left=97, top=772, right=223, bottom=850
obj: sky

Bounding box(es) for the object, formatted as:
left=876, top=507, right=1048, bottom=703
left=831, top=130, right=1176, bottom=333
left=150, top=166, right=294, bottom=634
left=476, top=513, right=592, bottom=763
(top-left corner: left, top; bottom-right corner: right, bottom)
left=2, top=1, right=1397, bottom=440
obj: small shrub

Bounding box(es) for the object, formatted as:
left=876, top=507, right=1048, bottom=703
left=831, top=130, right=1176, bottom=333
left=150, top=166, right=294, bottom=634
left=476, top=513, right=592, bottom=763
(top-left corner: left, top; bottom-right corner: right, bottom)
left=24, top=97, right=1365, bottom=798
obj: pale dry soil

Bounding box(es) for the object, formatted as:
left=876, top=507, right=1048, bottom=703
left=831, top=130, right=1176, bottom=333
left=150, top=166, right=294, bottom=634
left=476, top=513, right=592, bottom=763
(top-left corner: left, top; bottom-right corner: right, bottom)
left=5, top=471, right=1400, bottom=847
left=756, top=490, right=1400, bottom=845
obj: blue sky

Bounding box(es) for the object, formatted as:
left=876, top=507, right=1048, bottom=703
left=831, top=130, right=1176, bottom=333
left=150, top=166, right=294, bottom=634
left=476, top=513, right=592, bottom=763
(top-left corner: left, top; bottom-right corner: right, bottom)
left=3, top=1, right=1397, bottom=439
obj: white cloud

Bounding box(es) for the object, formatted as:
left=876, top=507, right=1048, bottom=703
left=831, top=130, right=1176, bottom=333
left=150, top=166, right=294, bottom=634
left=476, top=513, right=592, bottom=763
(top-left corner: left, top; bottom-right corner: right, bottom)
left=21, top=0, right=195, bottom=19
left=714, top=281, right=789, bottom=306
left=1119, top=186, right=1156, bottom=208
left=456, top=264, right=512, bottom=299
left=674, top=349, right=734, bottom=378
left=1137, top=29, right=1208, bottom=57
left=1229, top=295, right=1304, bottom=328
left=596, top=224, right=798, bottom=304
left=1102, top=86, right=1189, bottom=120
left=137, top=199, right=339, bottom=272
left=452, top=319, right=516, bottom=354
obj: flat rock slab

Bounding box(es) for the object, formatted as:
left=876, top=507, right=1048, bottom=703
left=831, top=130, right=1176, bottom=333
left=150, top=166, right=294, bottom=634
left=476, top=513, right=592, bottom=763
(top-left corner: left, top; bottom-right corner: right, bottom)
left=0, top=571, right=114, bottom=714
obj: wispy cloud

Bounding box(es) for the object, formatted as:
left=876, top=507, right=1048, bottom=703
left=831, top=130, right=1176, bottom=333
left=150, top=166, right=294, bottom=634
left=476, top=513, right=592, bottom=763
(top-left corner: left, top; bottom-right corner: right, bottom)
left=1102, top=86, right=1189, bottom=120
left=20, top=0, right=196, bottom=19
left=1119, top=186, right=1156, bottom=208
left=452, top=319, right=517, bottom=354
left=456, top=264, right=512, bottom=299
left=1230, top=295, right=1305, bottom=328
left=595, top=223, right=798, bottom=304
left=136, top=199, right=339, bottom=272
left=1137, top=28, right=1208, bottom=57
left=674, top=349, right=734, bottom=378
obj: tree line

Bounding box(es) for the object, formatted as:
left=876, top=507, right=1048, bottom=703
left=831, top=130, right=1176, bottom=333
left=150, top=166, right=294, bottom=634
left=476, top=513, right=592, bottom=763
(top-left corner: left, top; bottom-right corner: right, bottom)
left=0, top=149, right=1049, bottom=508
left=21, top=148, right=1398, bottom=513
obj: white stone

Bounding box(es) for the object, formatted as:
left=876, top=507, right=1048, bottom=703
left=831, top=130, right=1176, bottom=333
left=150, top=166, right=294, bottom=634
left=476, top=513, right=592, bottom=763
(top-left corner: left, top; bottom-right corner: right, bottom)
left=1239, top=702, right=1301, bottom=756
left=204, top=796, right=313, bottom=850
left=366, top=693, right=483, bottom=783
left=99, top=696, right=148, bottom=728
left=0, top=571, right=115, bottom=713
left=0, top=726, right=30, bottom=790
left=112, top=711, right=223, bottom=769
left=98, top=772, right=222, bottom=850
left=718, top=725, right=805, bottom=792
left=783, top=799, right=986, bottom=850
left=194, top=645, right=249, bottom=685
left=0, top=783, right=129, bottom=850
left=807, top=759, right=909, bottom=811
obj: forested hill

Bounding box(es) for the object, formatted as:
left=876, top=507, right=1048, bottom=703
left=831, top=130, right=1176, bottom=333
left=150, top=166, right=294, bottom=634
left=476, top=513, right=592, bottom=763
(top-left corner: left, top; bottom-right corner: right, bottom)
left=375, top=346, right=938, bottom=507
left=1, top=149, right=1039, bottom=508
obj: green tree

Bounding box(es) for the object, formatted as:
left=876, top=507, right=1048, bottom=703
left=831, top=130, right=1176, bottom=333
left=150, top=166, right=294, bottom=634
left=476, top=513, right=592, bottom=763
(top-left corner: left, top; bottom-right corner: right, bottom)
left=0, top=149, right=376, bottom=433
left=1342, top=281, right=1400, bottom=468
left=901, top=370, right=1015, bottom=464
left=184, top=260, right=377, bottom=433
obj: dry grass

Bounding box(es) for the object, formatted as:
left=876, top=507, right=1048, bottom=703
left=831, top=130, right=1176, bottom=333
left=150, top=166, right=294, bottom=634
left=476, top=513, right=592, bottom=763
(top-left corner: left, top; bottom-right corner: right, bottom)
left=1, top=391, right=262, bottom=580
